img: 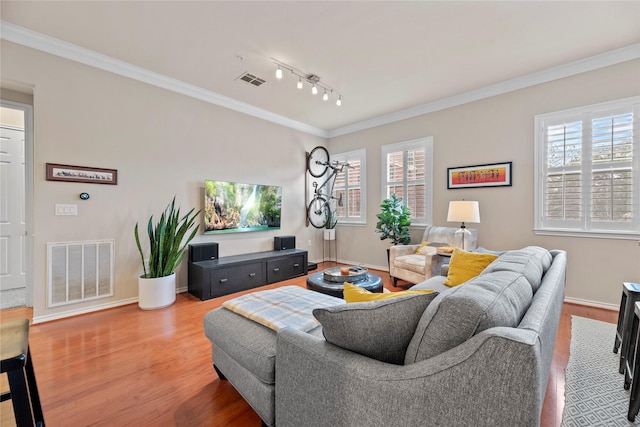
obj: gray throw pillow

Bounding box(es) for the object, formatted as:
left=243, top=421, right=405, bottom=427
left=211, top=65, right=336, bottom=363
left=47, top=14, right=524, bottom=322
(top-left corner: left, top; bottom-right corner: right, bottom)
left=313, top=292, right=439, bottom=365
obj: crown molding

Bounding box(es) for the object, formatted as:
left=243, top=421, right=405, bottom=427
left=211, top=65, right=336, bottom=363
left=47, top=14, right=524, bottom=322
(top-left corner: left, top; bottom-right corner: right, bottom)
left=328, top=43, right=640, bottom=138
left=0, top=21, right=328, bottom=138
left=2, top=21, right=638, bottom=140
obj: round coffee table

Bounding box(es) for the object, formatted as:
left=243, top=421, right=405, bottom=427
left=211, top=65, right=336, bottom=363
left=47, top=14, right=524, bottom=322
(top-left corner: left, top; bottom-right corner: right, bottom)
left=306, top=266, right=383, bottom=298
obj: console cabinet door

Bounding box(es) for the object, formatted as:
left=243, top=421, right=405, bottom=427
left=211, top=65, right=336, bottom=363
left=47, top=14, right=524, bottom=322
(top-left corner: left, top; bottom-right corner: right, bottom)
left=209, top=262, right=265, bottom=298
left=266, top=255, right=306, bottom=284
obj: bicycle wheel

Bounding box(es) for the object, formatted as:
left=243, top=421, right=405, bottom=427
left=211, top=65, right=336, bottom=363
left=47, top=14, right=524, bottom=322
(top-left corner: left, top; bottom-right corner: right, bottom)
left=307, top=197, right=330, bottom=228
left=307, top=146, right=329, bottom=178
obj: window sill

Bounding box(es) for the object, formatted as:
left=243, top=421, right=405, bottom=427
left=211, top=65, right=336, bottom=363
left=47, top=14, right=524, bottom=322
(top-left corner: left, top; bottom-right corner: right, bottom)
left=533, top=228, right=640, bottom=240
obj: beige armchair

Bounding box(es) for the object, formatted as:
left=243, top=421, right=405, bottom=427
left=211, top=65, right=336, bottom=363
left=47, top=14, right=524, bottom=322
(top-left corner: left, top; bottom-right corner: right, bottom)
left=389, top=225, right=478, bottom=286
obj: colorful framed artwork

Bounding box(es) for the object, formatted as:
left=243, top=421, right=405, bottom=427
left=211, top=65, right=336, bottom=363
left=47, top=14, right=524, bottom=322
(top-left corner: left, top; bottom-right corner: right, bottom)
left=447, top=162, right=512, bottom=189
left=46, top=163, right=118, bottom=185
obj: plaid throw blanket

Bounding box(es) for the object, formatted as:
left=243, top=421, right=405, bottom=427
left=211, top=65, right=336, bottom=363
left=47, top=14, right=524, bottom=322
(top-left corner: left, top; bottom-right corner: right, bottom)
left=222, top=286, right=344, bottom=332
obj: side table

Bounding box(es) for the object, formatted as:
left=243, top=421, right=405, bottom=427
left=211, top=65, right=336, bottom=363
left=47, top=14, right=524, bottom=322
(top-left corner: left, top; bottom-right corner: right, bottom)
left=615, top=282, right=640, bottom=374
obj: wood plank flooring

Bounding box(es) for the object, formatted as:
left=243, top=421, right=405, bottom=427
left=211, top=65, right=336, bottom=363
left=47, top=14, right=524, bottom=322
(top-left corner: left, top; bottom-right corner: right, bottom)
left=0, top=264, right=619, bottom=426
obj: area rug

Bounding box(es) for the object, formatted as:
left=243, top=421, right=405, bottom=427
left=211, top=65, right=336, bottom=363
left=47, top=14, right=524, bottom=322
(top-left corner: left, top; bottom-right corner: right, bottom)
left=562, top=316, right=638, bottom=426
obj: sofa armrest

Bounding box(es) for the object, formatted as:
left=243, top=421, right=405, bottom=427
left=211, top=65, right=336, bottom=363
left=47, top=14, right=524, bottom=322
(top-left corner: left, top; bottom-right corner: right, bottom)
left=275, top=327, right=542, bottom=427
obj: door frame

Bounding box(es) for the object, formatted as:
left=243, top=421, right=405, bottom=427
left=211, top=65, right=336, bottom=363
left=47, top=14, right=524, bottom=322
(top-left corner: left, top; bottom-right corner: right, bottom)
left=1, top=99, right=34, bottom=307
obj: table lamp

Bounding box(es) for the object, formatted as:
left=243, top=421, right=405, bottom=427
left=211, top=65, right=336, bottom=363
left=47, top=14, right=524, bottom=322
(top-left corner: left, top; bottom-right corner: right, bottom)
left=447, top=200, right=480, bottom=250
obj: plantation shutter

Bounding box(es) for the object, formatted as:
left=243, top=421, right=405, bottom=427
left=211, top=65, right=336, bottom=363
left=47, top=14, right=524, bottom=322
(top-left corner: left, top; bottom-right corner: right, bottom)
left=332, top=149, right=366, bottom=224
left=535, top=97, right=639, bottom=237
left=381, top=138, right=433, bottom=226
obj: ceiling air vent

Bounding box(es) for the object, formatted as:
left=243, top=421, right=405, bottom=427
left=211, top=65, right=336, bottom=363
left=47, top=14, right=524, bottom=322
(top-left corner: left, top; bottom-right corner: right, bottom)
left=237, top=72, right=266, bottom=87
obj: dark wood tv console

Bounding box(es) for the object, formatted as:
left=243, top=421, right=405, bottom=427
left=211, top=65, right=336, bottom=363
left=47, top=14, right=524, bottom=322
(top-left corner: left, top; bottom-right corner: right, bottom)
left=188, top=249, right=308, bottom=300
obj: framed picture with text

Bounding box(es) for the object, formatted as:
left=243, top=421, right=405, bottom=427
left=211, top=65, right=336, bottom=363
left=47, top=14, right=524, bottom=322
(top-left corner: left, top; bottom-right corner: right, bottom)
left=447, top=162, right=512, bottom=189
left=46, top=163, right=118, bottom=185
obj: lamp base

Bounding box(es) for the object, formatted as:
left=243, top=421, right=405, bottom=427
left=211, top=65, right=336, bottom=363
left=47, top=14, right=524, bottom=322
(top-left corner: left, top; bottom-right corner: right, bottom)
left=454, top=227, right=472, bottom=251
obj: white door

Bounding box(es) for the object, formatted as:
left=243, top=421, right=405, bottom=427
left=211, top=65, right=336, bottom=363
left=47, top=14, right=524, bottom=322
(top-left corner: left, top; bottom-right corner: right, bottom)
left=0, top=126, right=26, bottom=291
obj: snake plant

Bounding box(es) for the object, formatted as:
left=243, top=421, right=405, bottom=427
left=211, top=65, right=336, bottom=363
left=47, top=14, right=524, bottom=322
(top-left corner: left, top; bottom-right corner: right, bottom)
left=134, top=197, right=201, bottom=278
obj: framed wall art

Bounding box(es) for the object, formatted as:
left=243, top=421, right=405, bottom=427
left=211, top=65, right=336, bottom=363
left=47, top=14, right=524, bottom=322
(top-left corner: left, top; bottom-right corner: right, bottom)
left=447, top=161, right=512, bottom=189
left=46, top=163, right=118, bottom=185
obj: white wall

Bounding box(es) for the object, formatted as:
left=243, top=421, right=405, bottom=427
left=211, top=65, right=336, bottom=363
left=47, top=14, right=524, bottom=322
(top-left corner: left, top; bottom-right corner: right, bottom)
left=329, top=59, right=640, bottom=308
left=2, top=38, right=638, bottom=320
left=1, top=40, right=326, bottom=321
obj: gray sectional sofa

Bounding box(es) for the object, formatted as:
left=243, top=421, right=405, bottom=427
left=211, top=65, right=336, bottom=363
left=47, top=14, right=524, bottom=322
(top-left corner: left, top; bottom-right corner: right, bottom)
left=204, top=246, right=566, bottom=427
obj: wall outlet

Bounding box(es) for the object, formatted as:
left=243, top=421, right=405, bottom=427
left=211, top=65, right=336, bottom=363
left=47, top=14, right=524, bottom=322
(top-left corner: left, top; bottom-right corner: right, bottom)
left=308, top=240, right=312, bottom=247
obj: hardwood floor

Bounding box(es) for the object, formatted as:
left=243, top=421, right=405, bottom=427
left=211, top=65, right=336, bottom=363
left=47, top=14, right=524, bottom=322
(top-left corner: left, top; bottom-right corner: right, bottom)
left=0, top=264, right=619, bottom=426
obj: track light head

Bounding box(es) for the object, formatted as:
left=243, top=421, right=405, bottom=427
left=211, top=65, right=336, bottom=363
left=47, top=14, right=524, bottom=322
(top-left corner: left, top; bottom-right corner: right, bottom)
left=271, top=59, right=342, bottom=106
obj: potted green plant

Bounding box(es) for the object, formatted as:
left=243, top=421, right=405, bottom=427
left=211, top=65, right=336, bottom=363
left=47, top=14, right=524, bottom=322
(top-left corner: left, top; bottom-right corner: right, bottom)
left=134, top=197, right=200, bottom=309
left=323, top=208, right=337, bottom=241
left=375, top=192, right=411, bottom=250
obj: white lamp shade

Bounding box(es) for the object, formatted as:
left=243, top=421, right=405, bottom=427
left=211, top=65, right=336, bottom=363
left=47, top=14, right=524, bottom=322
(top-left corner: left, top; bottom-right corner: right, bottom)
left=447, top=201, right=480, bottom=223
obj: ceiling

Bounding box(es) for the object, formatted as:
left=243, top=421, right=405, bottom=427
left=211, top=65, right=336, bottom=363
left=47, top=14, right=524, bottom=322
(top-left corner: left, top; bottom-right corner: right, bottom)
left=1, top=1, right=639, bottom=135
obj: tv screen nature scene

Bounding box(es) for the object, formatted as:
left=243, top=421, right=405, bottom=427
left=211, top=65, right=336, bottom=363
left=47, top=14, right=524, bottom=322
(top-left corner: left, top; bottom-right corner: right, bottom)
left=204, top=180, right=282, bottom=234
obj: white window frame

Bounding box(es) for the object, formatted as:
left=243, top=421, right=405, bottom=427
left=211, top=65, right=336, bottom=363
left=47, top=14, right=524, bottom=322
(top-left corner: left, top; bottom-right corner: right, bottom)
left=332, top=149, right=366, bottom=224
left=534, top=96, right=640, bottom=239
left=381, top=137, right=433, bottom=227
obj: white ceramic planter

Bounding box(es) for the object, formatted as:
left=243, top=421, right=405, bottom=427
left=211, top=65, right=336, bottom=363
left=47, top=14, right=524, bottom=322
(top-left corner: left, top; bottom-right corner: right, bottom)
left=138, top=272, right=176, bottom=310
left=323, top=229, right=336, bottom=241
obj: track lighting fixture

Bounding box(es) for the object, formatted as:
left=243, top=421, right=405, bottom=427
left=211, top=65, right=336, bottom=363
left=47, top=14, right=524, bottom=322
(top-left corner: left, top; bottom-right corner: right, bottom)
left=271, top=58, right=343, bottom=106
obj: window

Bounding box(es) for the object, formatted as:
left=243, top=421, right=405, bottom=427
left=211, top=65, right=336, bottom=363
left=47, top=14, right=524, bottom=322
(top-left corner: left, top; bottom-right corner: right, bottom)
left=381, top=137, right=433, bottom=226
left=332, top=149, right=366, bottom=224
left=534, top=97, right=640, bottom=238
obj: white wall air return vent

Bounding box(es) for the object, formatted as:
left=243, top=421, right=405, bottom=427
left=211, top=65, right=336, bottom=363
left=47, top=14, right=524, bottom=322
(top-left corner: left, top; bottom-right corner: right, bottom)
left=237, top=72, right=266, bottom=87
left=47, top=240, right=114, bottom=307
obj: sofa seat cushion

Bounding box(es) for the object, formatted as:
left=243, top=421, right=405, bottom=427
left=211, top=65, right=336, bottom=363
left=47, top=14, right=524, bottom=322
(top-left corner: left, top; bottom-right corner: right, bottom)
left=393, top=254, right=428, bottom=274
left=482, top=246, right=552, bottom=292
left=204, top=307, right=323, bottom=384
left=405, top=270, right=533, bottom=364
left=313, top=292, right=439, bottom=365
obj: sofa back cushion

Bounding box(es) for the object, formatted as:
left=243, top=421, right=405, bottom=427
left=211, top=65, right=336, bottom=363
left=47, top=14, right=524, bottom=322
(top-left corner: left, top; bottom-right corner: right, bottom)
left=404, top=270, right=533, bottom=364
left=482, top=246, right=552, bottom=292
left=314, top=292, right=439, bottom=365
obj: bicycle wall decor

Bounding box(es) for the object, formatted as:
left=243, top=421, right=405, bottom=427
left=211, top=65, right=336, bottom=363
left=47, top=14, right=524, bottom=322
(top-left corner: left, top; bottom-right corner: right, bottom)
left=305, top=146, right=351, bottom=228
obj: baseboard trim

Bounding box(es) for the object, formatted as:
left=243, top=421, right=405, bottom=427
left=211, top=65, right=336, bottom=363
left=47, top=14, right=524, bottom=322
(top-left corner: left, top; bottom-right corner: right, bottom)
left=563, top=296, right=619, bottom=312
left=33, top=297, right=138, bottom=324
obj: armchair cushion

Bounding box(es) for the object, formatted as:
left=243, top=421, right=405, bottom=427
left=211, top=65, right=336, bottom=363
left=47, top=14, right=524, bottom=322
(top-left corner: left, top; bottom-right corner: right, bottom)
left=393, top=253, right=432, bottom=275
left=313, top=291, right=439, bottom=365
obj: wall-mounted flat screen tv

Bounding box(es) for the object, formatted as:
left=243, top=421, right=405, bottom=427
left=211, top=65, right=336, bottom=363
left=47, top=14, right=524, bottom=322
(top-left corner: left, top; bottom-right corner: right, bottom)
left=204, top=180, right=282, bottom=234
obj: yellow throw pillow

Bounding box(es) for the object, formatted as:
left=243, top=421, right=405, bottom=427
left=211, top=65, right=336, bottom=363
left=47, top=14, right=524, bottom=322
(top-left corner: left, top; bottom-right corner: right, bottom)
left=443, top=248, right=499, bottom=287
left=415, top=241, right=430, bottom=254
left=343, top=282, right=436, bottom=303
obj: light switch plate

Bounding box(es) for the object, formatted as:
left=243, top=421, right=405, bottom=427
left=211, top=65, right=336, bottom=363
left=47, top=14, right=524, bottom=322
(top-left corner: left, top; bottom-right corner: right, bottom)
left=55, top=204, right=78, bottom=216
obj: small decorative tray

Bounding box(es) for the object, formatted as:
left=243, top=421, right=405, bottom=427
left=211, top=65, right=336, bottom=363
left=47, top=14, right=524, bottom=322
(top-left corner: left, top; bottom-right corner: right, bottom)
left=323, top=266, right=368, bottom=283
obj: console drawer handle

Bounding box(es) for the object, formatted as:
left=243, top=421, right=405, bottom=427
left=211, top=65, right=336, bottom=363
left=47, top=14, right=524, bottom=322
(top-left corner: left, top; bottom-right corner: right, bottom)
left=273, top=268, right=280, bottom=272
left=249, top=273, right=256, bottom=277
left=219, top=278, right=228, bottom=283
left=293, top=263, right=300, bottom=267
